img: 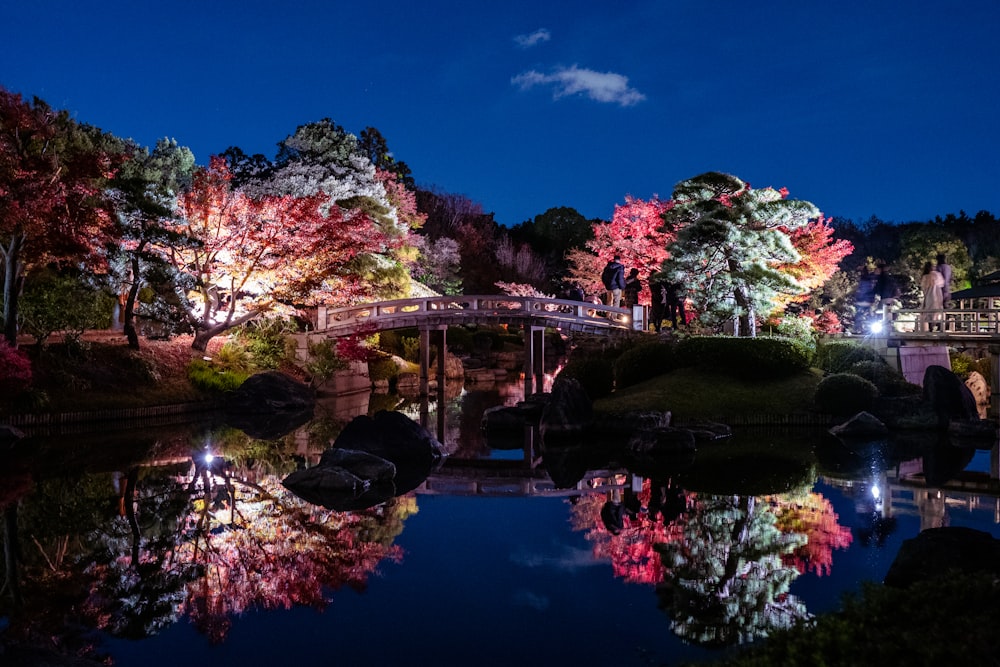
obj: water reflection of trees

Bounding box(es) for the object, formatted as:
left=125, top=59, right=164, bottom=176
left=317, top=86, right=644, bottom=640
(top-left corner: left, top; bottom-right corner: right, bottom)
left=1, top=430, right=416, bottom=656
left=569, top=479, right=852, bottom=648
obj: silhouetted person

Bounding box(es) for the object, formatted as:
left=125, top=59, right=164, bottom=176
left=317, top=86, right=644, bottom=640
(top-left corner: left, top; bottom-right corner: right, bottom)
left=663, top=282, right=686, bottom=329
left=648, top=271, right=667, bottom=332
left=601, top=255, right=626, bottom=307
left=936, top=253, right=953, bottom=305
left=623, top=268, right=642, bottom=308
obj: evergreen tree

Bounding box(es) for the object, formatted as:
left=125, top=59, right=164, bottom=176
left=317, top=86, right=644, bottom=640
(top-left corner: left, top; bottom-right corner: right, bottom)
left=661, top=172, right=821, bottom=336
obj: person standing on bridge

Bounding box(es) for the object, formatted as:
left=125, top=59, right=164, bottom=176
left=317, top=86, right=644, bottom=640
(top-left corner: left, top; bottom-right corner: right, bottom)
left=601, top=255, right=626, bottom=307
left=936, top=253, right=953, bottom=306
left=623, top=268, right=643, bottom=308
left=920, top=261, right=945, bottom=331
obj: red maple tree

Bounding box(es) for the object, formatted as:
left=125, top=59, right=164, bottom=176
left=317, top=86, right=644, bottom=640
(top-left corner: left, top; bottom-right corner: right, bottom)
left=163, top=156, right=391, bottom=350
left=0, top=88, right=121, bottom=344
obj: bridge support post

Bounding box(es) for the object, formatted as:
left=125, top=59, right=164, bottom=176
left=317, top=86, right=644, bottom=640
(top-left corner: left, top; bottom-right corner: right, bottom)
left=419, top=326, right=447, bottom=397
left=523, top=326, right=545, bottom=397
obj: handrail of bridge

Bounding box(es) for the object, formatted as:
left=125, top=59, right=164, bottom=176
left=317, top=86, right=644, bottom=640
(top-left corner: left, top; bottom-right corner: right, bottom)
left=312, top=295, right=636, bottom=335
left=880, top=306, right=1000, bottom=339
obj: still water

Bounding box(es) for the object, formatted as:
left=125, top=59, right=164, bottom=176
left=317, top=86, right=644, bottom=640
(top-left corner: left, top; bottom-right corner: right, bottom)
left=2, top=380, right=1000, bottom=666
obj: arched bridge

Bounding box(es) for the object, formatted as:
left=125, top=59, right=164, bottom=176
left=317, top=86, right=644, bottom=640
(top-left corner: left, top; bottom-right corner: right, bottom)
left=297, top=295, right=641, bottom=398
left=311, top=295, right=637, bottom=336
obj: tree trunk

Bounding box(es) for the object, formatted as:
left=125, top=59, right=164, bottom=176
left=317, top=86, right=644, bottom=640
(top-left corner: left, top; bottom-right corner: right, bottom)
left=122, top=243, right=145, bottom=350
left=2, top=234, right=25, bottom=346
left=124, top=468, right=141, bottom=567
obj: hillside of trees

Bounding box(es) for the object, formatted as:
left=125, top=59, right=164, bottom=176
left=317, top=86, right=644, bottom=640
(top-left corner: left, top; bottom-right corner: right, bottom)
left=3, top=85, right=999, bottom=369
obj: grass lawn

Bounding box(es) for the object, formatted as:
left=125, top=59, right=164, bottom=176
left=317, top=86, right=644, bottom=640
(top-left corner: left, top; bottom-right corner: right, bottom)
left=594, top=365, right=826, bottom=420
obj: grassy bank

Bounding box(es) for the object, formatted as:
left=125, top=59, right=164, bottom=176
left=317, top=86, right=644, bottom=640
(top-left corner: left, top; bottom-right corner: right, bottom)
left=594, top=366, right=826, bottom=420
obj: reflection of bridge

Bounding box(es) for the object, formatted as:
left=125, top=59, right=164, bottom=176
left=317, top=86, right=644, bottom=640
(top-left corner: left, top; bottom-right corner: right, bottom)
left=295, top=295, right=640, bottom=396
left=414, top=458, right=639, bottom=498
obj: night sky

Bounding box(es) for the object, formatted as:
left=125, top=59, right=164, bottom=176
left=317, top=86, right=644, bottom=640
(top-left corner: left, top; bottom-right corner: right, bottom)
left=3, top=0, right=998, bottom=225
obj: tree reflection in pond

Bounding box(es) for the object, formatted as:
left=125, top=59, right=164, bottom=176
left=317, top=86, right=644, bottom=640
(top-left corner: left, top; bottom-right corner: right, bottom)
left=5, top=448, right=415, bottom=654
left=569, top=478, right=853, bottom=648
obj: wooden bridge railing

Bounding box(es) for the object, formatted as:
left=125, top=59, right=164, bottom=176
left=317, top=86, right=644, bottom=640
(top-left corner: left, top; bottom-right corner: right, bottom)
left=879, top=306, right=1000, bottom=339
left=312, top=295, right=637, bottom=335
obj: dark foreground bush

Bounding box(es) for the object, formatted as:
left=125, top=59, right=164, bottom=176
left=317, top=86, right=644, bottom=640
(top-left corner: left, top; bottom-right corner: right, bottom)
left=847, top=360, right=921, bottom=397
left=558, top=357, right=614, bottom=399
left=614, top=341, right=676, bottom=389
left=675, top=335, right=811, bottom=380
left=815, top=340, right=884, bottom=373
left=706, top=573, right=1000, bottom=666
left=813, top=372, right=878, bottom=415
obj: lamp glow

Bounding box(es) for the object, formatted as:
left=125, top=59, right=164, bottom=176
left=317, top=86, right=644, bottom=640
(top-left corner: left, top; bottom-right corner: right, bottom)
left=869, top=320, right=884, bottom=334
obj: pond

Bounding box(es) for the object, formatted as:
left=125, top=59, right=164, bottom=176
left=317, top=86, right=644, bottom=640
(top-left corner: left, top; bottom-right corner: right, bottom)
left=2, top=379, right=999, bottom=666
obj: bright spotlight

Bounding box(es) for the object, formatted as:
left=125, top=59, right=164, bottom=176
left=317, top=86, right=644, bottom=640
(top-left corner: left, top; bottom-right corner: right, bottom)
left=871, top=484, right=881, bottom=500
left=869, top=320, right=884, bottom=334
left=205, top=452, right=215, bottom=464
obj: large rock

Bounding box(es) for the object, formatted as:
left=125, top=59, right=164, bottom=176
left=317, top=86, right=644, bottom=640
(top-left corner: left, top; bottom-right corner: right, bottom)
left=965, top=371, right=990, bottom=419
left=335, top=410, right=443, bottom=469
left=884, top=526, right=1000, bottom=588
left=539, top=377, right=593, bottom=439
left=623, top=427, right=697, bottom=477
left=318, top=448, right=398, bottom=484
left=829, top=411, right=889, bottom=439
left=922, top=365, right=979, bottom=428
left=226, top=371, right=316, bottom=413
left=333, top=411, right=444, bottom=495
left=225, top=372, right=316, bottom=438
left=283, top=448, right=398, bottom=510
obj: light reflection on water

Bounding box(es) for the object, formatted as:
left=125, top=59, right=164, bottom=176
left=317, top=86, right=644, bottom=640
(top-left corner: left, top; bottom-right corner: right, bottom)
left=2, top=379, right=1000, bottom=666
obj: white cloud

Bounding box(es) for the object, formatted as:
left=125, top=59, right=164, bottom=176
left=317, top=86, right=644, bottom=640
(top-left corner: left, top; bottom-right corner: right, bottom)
left=511, top=65, right=646, bottom=107
left=513, top=28, right=551, bottom=49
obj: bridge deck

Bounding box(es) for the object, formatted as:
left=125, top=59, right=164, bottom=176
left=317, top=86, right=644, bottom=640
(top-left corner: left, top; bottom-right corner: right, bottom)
left=312, top=295, right=636, bottom=336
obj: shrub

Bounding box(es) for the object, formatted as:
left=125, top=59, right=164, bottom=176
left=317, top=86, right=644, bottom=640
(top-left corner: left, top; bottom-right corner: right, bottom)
left=402, top=336, right=420, bottom=363
left=0, top=340, right=32, bottom=398
left=232, top=317, right=298, bottom=370
left=214, top=341, right=255, bottom=375
left=368, top=354, right=400, bottom=383
left=814, top=372, right=878, bottom=415
left=304, top=339, right=349, bottom=388
left=614, top=341, right=676, bottom=389
left=674, top=335, right=812, bottom=379
left=950, top=350, right=993, bottom=381
left=557, top=357, right=614, bottom=399
left=186, top=358, right=249, bottom=392
left=815, top=341, right=884, bottom=373
left=847, top=360, right=921, bottom=397
left=18, top=270, right=114, bottom=348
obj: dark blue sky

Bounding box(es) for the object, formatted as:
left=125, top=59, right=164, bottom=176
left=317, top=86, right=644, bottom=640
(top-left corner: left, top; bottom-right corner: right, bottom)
left=3, top=0, right=998, bottom=226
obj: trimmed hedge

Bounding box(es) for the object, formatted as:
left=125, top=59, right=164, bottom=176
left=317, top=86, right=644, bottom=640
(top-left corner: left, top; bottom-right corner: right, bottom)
left=814, top=372, right=878, bottom=415
left=674, top=335, right=812, bottom=380
left=614, top=341, right=677, bottom=389
left=815, top=341, right=884, bottom=373
left=847, top=360, right=921, bottom=397
left=557, top=357, right=614, bottom=399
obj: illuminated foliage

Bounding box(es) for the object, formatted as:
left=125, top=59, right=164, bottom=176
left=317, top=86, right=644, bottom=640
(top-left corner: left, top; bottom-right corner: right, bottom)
left=0, top=87, right=121, bottom=344
left=654, top=493, right=810, bottom=647
left=163, top=156, right=389, bottom=351
left=767, top=491, right=853, bottom=576
left=586, top=196, right=674, bottom=305
left=661, top=172, right=824, bottom=336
